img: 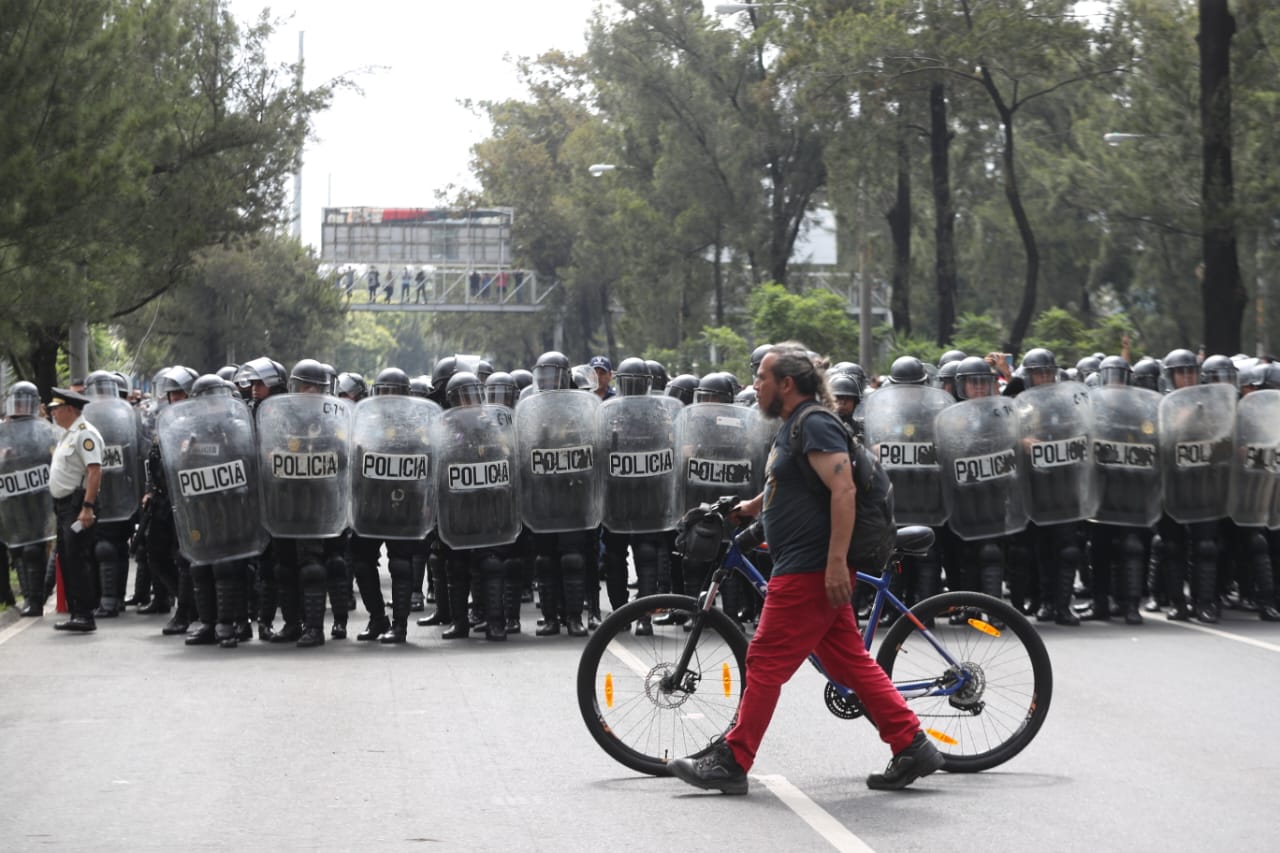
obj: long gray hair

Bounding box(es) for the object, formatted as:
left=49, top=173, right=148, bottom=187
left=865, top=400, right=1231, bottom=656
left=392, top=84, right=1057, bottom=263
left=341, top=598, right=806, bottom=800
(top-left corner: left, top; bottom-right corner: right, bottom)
left=767, top=342, right=833, bottom=409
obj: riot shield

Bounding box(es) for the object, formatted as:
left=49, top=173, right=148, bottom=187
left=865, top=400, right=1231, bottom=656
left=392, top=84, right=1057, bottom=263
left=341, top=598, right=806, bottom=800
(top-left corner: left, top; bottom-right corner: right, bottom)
left=350, top=395, right=441, bottom=540
left=256, top=393, right=352, bottom=538
left=433, top=404, right=520, bottom=549
left=1013, top=383, right=1098, bottom=525
left=675, top=402, right=771, bottom=512
left=1159, top=383, right=1235, bottom=523
left=934, top=397, right=1027, bottom=541
left=83, top=397, right=143, bottom=522
left=515, top=390, right=602, bottom=532
left=1229, top=389, right=1280, bottom=527
left=860, top=384, right=953, bottom=526
left=1089, top=385, right=1162, bottom=528
left=158, top=395, right=268, bottom=564
left=597, top=394, right=682, bottom=533
left=0, top=417, right=59, bottom=547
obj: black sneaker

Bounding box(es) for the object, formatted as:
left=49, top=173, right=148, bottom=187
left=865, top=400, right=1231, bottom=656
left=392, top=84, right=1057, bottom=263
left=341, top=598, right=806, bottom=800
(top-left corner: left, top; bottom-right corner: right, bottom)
left=866, top=732, right=945, bottom=791
left=668, top=740, right=748, bottom=795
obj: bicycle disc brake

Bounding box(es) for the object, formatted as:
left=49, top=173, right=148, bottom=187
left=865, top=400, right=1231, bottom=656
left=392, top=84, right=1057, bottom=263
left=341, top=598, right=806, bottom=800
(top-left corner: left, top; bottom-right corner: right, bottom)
left=946, top=662, right=986, bottom=713
left=824, top=683, right=866, bottom=719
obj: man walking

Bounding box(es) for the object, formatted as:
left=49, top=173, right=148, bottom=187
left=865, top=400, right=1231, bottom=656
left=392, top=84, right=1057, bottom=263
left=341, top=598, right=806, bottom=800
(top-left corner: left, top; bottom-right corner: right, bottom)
left=669, top=343, right=943, bottom=794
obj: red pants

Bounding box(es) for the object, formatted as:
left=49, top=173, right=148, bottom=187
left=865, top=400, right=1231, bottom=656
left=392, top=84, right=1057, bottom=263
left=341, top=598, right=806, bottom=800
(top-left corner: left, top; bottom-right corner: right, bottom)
left=725, top=570, right=920, bottom=771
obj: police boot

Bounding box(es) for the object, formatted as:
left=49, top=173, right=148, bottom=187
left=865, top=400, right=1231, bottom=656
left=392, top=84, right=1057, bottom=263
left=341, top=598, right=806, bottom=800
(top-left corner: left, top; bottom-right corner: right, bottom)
left=417, top=553, right=450, bottom=626
left=535, top=554, right=561, bottom=636
left=1035, top=556, right=1057, bottom=623
left=163, top=564, right=195, bottom=635
left=911, top=544, right=942, bottom=605
left=92, top=538, right=120, bottom=618
left=634, top=542, right=658, bottom=636
left=1246, top=532, right=1280, bottom=621
left=326, top=557, right=349, bottom=640
left=19, top=561, right=47, bottom=617
left=1, top=554, right=14, bottom=607
left=411, top=552, right=427, bottom=613
left=482, top=558, right=507, bottom=641
left=1054, top=546, right=1081, bottom=626
left=213, top=562, right=244, bottom=648
left=1116, top=534, right=1144, bottom=625
left=256, top=568, right=278, bottom=641
left=297, top=591, right=327, bottom=648
left=1191, top=538, right=1219, bottom=624
left=561, top=553, right=589, bottom=637
left=504, top=557, right=523, bottom=634
left=380, top=557, right=412, bottom=644
left=441, top=560, right=472, bottom=640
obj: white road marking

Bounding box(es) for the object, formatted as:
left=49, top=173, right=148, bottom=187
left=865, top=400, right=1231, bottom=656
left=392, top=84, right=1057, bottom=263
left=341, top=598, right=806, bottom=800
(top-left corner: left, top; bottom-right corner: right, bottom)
left=1154, top=612, right=1280, bottom=653
left=753, top=774, right=878, bottom=853
left=0, top=611, right=44, bottom=647
left=603, top=638, right=875, bottom=852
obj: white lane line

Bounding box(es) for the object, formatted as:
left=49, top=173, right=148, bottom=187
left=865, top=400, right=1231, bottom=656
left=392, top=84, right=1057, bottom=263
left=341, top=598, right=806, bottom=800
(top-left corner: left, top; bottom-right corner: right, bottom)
left=1153, top=612, right=1280, bottom=653
left=0, top=612, right=44, bottom=647
left=604, top=639, right=875, bottom=852
left=753, top=774, right=877, bottom=853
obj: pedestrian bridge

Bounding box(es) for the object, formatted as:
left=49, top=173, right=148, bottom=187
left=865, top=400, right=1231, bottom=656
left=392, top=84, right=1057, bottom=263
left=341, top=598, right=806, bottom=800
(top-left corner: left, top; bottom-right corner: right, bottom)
left=337, top=267, right=556, bottom=314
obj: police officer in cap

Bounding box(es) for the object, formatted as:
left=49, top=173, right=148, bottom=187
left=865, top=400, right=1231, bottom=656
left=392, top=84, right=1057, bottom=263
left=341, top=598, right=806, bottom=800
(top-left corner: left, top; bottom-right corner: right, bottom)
left=46, top=387, right=105, bottom=632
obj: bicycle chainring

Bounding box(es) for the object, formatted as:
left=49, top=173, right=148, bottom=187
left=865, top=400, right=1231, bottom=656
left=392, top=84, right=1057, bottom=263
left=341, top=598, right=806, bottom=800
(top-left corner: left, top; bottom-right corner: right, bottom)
left=824, top=683, right=866, bottom=719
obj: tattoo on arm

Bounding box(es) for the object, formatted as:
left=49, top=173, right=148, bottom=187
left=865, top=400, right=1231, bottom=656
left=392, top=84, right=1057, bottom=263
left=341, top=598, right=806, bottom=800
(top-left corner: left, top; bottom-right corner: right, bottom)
left=832, top=459, right=846, bottom=477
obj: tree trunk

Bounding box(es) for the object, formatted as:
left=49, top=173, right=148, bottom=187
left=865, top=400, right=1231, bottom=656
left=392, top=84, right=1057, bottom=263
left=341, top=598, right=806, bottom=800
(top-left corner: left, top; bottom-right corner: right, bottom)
left=29, top=326, right=65, bottom=402
left=887, top=106, right=912, bottom=336
left=929, top=82, right=958, bottom=346
left=1199, top=0, right=1245, bottom=354
left=992, top=104, right=1039, bottom=355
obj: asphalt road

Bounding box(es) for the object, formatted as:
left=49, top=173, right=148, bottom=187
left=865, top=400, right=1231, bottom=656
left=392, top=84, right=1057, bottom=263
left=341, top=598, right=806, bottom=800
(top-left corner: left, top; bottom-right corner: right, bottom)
left=2, top=585, right=1278, bottom=853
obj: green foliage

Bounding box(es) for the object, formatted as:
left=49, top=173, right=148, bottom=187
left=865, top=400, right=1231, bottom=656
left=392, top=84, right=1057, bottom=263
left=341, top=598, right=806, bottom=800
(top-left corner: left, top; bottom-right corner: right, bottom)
left=748, top=284, right=858, bottom=360
left=949, top=313, right=1007, bottom=361
left=1028, top=308, right=1089, bottom=365
left=699, top=326, right=750, bottom=384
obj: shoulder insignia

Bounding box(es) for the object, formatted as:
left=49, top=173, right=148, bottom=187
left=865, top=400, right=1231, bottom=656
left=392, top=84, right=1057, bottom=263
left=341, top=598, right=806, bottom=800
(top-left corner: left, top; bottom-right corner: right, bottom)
left=77, top=423, right=87, bottom=430
left=83, top=437, right=95, bottom=452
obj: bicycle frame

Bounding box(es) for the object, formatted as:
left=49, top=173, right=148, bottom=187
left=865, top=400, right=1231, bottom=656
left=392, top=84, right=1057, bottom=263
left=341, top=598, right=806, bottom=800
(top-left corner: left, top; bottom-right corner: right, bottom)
left=665, top=536, right=977, bottom=706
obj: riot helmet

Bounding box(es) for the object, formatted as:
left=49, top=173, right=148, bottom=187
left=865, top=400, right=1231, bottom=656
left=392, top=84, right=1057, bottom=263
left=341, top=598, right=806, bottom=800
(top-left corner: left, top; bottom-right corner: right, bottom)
left=533, top=351, right=571, bottom=392
left=5, top=380, right=40, bottom=417
left=510, top=369, right=533, bottom=392
left=83, top=370, right=119, bottom=400
left=1163, top=348, right=1200, bottom=389
left=288, top=358, right=333, bottom=394
left=939, top=349, right=967, bottom=366
left=431, top=356, right=458, bottom=390
left=1021, top=348, right=1058, bottom=386
left=216, top=364, right=239, bottom=383
left=889, top=356, right=927, bottom=386
left=829, top=373, right=862, bottom=404
left=191, top=373, right=234, bottom=398
left=615, top=357, right=652, bottom=397
left=446, top=371, right=485, bottom=408
left=156, top=365, right=199, bottom=403
left=750, top=343, right=774, bottom=377
left=1258, top=362, right=1280, bottom=391
left=409, top=375, right=433, bottom=398
left=830, top=362, right=867, bottom=395
left=571, top=364, right=599, bottom=392
left=336, top=372, right=368, bottom=402
left=735, top=388, right=757, bottom=407
left=694, top=372, right=736, bottom=404
left=1097, top=356, right=1132, bottom=387
left=666, top=374, right=698, bottom=406
left=236, top=356, right=287, bottom=392
left=475, top=359, right=494, bottom=383
left=371, top=367, right=410, bottom=397
left=955, top=356, right=998, bottom=400
left=938, top=360, right=961, bottom=399
left=1199, top=353, right=1237, bottom=385
left=645, top=360, right=669, bottom=391
left=1075, top=355, right=1102, bottom=381
left=1132, top=357, right=1162, bottom=391
left=485, top=371, right=519, bottom=408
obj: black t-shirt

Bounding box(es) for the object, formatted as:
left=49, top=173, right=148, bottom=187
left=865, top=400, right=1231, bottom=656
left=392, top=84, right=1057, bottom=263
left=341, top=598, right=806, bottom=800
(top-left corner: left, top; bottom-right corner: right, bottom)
left=760, top=402, right=852, bottom=576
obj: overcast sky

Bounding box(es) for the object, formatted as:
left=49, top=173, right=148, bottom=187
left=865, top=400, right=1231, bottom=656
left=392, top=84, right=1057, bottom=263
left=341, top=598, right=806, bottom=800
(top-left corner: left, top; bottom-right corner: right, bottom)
left=228, top=0, right=629, bottom=249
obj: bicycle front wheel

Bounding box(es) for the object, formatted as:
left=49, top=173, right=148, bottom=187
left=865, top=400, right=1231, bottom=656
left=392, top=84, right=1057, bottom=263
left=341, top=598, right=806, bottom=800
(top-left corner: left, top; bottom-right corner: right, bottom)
left=576, top=594, right=749, bottom=777
left=875, top=591, right=1053, bottom=773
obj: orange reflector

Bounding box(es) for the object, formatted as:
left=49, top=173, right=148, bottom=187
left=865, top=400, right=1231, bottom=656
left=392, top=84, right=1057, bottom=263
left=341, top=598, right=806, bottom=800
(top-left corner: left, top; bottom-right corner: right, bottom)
left=966, top=618, right=1001, bottom=637
left=722, top=663, right=732, bottom=698
left=926, top=728, right=958, bottom=746
left=604, top=673, right=614, bottom=709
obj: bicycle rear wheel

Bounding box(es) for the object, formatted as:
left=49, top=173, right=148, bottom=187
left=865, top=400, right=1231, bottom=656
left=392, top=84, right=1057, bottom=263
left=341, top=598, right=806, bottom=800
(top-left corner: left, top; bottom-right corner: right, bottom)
left=875, top=590, right=1052, bottom=773
left=576, top=594, right=749, bottom=777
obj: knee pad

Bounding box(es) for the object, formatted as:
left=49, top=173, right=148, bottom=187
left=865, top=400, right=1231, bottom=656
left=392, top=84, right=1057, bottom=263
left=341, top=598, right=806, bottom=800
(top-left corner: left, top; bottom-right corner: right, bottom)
left=560, top=552, right=584, bottom=575
left=93, top=538, right=118, bottom=566
left=299, top=561, right=326, bottom=586
left=1195, top=539, right=1217, bottom=564
left=1121, top=534, right=1145, bottom=564
left=325, top=556, right=347, bottom=580
left=388, top=556, right=412, bottom=581
left=978, top=543, right=1003, bottom=571
left=634, top=541, right=658, bottom=568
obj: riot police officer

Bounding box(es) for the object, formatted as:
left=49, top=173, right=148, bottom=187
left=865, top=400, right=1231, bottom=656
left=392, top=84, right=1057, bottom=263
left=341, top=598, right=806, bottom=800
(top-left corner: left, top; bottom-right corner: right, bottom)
left=2, top=381, right=59, bottom=617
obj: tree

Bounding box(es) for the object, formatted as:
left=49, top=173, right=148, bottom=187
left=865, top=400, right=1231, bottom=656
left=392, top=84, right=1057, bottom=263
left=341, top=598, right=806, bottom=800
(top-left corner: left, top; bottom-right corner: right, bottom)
left=748, top=283, right=858, bottom=359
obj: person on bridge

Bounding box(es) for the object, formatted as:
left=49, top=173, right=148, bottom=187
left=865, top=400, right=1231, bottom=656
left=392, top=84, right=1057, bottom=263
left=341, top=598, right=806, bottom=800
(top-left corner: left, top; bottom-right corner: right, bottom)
left=668, top=343, right=944, bottom=796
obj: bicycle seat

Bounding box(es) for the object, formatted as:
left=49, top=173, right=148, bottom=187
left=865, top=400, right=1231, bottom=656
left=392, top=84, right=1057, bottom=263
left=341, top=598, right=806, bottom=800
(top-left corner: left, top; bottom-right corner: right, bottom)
left=894, top=526, right=935, bottom=556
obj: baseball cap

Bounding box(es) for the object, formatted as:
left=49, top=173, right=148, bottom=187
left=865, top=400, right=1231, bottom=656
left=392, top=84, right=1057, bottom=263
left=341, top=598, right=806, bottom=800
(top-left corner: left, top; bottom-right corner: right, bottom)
left=589, top=356, right=612, bottom=372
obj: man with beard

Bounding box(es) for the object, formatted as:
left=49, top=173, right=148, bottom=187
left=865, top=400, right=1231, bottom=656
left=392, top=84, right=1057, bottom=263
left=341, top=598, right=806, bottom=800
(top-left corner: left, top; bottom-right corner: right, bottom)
left=668, top=343, right=942, bottom=795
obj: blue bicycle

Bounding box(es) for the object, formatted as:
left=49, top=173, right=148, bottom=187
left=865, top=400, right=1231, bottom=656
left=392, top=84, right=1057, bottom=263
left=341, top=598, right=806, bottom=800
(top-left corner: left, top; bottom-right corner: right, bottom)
left=577, top=496, right=1053, bottom=776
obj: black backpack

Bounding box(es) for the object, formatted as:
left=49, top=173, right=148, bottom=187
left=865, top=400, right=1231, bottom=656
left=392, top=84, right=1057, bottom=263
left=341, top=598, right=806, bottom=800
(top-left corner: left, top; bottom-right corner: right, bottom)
left=788, top=403, right=896, bottom=573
